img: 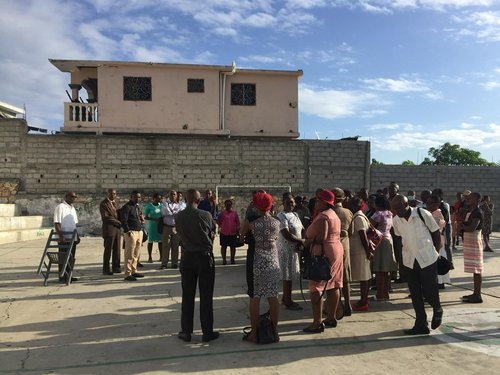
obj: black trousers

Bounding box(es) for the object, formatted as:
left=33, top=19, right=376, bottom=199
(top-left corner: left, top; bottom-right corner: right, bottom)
left=58, top=242, right=77, bottom=278
left=392, top=233, right=405, bottom=280
left=404, top=260, right=441, bottom=329
left=444, top=224, right=453, bottom=263
left=103, top=227, right=121, bottom=271
left=180, top=251, right=215, bottom=335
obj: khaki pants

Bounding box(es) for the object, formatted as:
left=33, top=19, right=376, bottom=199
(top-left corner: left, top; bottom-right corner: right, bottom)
left=161, top=226, right=179, bottom=267
left=124, top=230, right=143, bottom=276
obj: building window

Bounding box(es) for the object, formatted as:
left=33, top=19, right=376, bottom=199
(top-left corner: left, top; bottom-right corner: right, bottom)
left=187, top=78, right=205, bottom=93
left=231, top=83, right=256, bottom=106
left=123, top=77, right=152, bottom=101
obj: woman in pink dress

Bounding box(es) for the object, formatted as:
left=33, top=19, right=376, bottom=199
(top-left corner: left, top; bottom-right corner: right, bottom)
left=302, top=189, right=344, bottom=333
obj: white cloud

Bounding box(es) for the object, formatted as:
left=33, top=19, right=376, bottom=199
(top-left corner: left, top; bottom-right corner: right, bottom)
left=299, top=84, right=387, bottom=120
left=482, top=81, right=500, bottom=90
left=363, top=77, right=431, bottom=93
left=369, top=122, right=420, bottom=131
left=370, top=121, right=500, bottom=153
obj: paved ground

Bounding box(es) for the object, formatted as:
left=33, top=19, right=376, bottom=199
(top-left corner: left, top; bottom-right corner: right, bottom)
left=1, top=234, right=500, bottom=374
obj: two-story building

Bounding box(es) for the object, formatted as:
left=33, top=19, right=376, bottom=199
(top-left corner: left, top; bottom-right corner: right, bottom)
left=50, top=59, right=302, bottom=137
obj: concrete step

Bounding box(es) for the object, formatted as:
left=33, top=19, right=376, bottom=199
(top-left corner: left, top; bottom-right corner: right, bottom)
left=0, top=227, right=53, bottom=245
left=0, top=216, right=52, bottom=231
left=0, top=204, right=17, bottom=217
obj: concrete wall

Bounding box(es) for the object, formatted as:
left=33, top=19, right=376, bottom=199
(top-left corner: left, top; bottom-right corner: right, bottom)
left=3, top=118, right=498, bottom=232
left=371, top=165, right=500, bottom=230
left=1, top=119, right=369, bottom=234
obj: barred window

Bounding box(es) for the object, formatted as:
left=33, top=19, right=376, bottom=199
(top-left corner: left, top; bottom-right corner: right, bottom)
left=187, top=79, right=205, bottom=93
left=231, top=83, right=256, bottom=106
left=123, top=77, right=152, bottom=101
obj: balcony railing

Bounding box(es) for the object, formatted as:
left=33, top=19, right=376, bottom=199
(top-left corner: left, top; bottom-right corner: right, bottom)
left=64, top=102, right=99, bottom=126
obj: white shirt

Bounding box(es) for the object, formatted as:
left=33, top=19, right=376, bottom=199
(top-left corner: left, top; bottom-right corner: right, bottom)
left=392, top=207, right=440, bottom=269
left=54, top=201, right=78, bottom=239
left=162, top=200, right=181, bottom=226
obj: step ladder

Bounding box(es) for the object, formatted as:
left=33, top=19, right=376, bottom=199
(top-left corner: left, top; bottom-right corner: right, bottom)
left=37, top=229, right=78, bottom=286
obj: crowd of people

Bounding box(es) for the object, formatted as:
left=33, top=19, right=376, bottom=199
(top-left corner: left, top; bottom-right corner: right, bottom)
left=52, top=183, right=494, bottom=343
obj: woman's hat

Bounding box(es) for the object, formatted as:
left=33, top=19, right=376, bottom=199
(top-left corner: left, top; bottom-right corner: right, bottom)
left=316, top=189, right=336, bottom=206
left=253, top=192, right=273, bottom=212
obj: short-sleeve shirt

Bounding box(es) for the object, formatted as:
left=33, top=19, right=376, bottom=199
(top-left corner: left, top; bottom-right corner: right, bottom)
left=464, top=207, right=483, bottom=230
left=392, top=207, right=440, bottom=269
left=370, top=210, right=393, bottom=240
left=277, top=211, right=303, bottom=238
left=54, top=201, right=78, bottom=240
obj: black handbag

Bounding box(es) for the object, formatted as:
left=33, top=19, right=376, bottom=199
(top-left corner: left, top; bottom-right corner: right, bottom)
left=302, top=243, right=331, bottom=281
left=243, top=311, right=275, bottom=344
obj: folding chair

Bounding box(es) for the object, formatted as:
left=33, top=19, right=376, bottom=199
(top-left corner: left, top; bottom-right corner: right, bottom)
left=37, top=229, right=78, bottom=286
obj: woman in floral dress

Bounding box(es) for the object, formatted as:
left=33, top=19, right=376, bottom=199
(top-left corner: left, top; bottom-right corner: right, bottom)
left=240, top=192, right=281, bottom=343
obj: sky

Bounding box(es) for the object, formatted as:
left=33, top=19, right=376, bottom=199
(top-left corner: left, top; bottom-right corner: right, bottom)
left=1, top=0, right=500, bottom=164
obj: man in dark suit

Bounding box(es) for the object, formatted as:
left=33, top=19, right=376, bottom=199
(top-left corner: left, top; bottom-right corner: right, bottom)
left=99, top=189, right=122, bottom=275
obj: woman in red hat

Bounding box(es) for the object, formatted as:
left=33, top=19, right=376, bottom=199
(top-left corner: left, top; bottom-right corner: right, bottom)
left=302, top=189, right=344, bottom=333
left=240, top=191, right=281, bottom=343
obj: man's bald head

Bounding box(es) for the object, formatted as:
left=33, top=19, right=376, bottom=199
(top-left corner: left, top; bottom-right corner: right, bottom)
left=391, top=194, right=409, bottom=218
left=186, top=189, right=201, bottom=205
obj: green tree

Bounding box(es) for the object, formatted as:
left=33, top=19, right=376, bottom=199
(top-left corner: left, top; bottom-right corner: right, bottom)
left=422, top=143, right=497, bottom=166
left=371, top=158, right=384, bottom=165
left=402, top=160, right=415, bottom=165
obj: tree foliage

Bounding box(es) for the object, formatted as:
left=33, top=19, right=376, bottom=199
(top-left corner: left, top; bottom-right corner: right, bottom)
left=422, top=143, right=497, bottom=166
left=401, top=160, right=415, bottom=165
left=371, top=158, right=384, bottom=165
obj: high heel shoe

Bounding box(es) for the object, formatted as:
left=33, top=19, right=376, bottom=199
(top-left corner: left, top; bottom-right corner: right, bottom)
left=302, top=323, right=325, bottom=334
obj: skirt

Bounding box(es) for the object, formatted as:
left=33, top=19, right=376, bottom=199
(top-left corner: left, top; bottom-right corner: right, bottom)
left=220, top=233, right=237, bottom=247
left=463, top=230, right=483, bottom=274
left=372, top=237, right=397, bottom=273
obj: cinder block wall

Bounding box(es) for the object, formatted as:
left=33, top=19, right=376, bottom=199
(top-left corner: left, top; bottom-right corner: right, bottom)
left=371, top=165, right=500, bottom=230
left=1, top=119, right=369, bottom=233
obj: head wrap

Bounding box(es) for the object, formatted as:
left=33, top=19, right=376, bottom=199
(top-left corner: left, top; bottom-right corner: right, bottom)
left=316, top=189, right=335, bottom=207
left=253, top=192, right=273, bottom=212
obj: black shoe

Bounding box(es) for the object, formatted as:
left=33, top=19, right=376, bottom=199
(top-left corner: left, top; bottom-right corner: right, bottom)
left=404, top=326, right=430, bottom=335
left=202, top=331, right=220, bottom=342
left=303, top=323, right=325, bottom=333
left=394, top=278, right=406, bottom=284
left=124, top=275, right=137, bottom=281
left=132, top=273, right=144, bottom=278
left=112, top=268, right=122, bottom=273
left=322, top=319, right=337, bottom=328
left=438, top=283, right=445, bottom=289
left=103, top=270, right=113, bottom=276
left=431, top=308, right=443, bottom=330
left=159, top=265, right=168, bottom=270
left=172, top=264, right=178, bottom=269
left=137, top=262, right=144, bottom=268
left=177, top=331, right=192, bottom=342
left=485, top=248, right=494, bottom=252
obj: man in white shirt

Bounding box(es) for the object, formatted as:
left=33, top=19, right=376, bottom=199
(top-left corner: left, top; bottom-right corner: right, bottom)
left=391, top=194, right=443, bottom=335
left=54, top=191, right=80, bottom=283
left=160, top=190, right=181, bottom=269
